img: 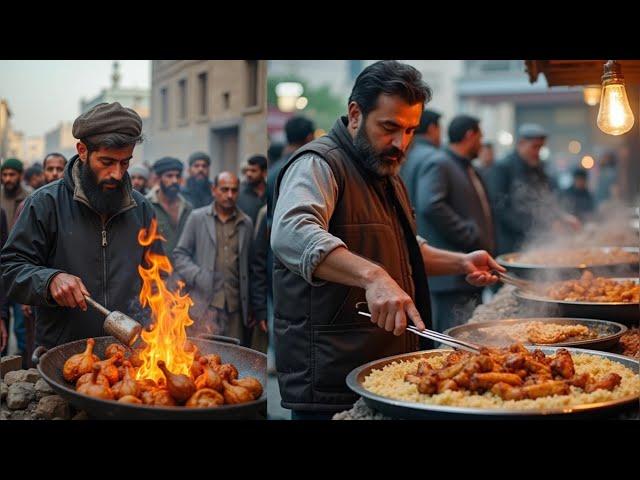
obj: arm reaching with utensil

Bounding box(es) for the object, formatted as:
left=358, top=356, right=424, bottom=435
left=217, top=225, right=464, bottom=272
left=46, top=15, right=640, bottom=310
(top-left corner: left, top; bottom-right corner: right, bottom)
left=419, top=242, right=504, bottom=287
left=314, top=246, right=426, bottom=336
left=271, top=154, right=425, bottom=336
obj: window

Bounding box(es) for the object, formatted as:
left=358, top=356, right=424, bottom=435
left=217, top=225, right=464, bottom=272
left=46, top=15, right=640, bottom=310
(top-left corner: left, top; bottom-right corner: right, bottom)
left=246, top=60, right=259, bottom=108
left=223, top=92, right=230, bottom=110
left=178, top=78, right=187, bottom=121
left=160, top=87, right=168, bottom=127
left=198, top=72, right=208, bottom=116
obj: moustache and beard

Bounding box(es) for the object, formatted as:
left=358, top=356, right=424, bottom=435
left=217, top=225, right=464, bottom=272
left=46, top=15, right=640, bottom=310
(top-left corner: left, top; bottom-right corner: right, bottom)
left=160, top=182, right=180, bottom=199
left=79, top=162, right=126, bottom=216
left=186, top=175, right=210, bottom=193
left=353, top=124, right=407, bottom=177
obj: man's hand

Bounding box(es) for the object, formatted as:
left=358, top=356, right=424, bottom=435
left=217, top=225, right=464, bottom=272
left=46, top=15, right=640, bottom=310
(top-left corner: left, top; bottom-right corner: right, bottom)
left=365, top=270, right=425, bottom=336
left=21, top=304, right=32, bottom=317
left=562, top=213, right=582, bottom=232
left=0, top=319, right=8, bottom=353
left=49, top=273, right=89, bottom=310
left=258, top=320, right=267, bottom=333
left=462, top=250, right=505, bottom=287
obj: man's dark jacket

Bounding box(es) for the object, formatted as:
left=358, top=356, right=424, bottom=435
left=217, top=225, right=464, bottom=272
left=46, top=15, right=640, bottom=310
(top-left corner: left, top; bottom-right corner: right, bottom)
left=400, top=136, right=440, bottom=207
left=0, top=155, right=157, bottom=348
left=415, top=148, right=496, bottom=293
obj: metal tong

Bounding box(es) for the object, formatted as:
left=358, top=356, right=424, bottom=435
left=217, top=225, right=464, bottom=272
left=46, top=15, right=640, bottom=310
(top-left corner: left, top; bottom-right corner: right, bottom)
left=355, top=302, right=481, bottom=354
left=492, top=270, right=539, bottom=294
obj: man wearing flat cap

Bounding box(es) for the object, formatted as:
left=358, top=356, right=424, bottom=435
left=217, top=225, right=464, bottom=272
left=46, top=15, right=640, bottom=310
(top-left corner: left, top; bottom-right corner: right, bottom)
left=129, top=164, right=150, bottom=195
left=182, top=151, right=213, bottom=209
left=147, top=157, right=193, bottom=263
left=485, top=123, right=580, bottom=254
left=0, top=102, right=159, bottom=348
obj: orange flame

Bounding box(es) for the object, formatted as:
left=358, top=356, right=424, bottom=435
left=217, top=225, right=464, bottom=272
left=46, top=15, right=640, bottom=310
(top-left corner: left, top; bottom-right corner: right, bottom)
left=135, top=218, right=194, bottom=384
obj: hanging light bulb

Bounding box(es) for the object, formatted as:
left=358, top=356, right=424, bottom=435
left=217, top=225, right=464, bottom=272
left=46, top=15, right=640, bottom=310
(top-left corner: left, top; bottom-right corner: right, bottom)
left=583, top=85, right=601, bottom=106
left=597, top=60, right=634, bottom=135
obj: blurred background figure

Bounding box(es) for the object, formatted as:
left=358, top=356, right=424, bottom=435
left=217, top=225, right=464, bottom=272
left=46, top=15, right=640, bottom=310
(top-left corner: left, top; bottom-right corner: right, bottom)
left=42, top=153, right=67, bottom=184
left=416, top=115, right=496, bottom=331
left=267, top=142, right=285, bottom=167
left=182, top=151, right=213, bottom=209
left=400, top=109, right=442, bottom=207
left=1, top=158, right=31, bottom=228
left=129, top=164, right=150, bottom=195
left=24, top=164, right=45, bottom=191
left=595, top=149, right=618, bottom=206
left=238, top=154, right=267, bottom=225
left=148, top=157, right=192, bottom=265
left=485, top=123, right=580, bottom=254
left=266, top=116, right=315, bottom=227
left=561, top=168, right=595, bottom=222
left=475, top=141, right=495, bottom=179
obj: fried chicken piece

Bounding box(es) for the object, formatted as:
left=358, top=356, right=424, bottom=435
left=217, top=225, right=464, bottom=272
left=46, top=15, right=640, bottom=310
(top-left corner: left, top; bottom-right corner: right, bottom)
left=404, top=374, right=423, bottom=385
left=470, top=372, right=523, bottom=391
left=417, top=360, right=432, bottom=375
left=521, top=380, right=569, bottom=399
left=584, top=373, right=621, bottom=393
left=444, top=351, right=468, bottom=366
left=435, top=361, right=467, bottom=380
left=523, top=357, right=552, bottom=375
left=452, top=372, right=471, bottom=389
left=491, top=382, right=526, bottom=401
left=186, top=388, right=224, bottom=408
left=566, top=372, right=590, bottom=389
left=508, top=343, right=529, bottom=355
left=417, top=373, right=439, bottom=395
left=505, top=353, right=526, bottom=371
left=437, top=379, right=458, bottom=393
left=550, top=348, right=575, bottom=379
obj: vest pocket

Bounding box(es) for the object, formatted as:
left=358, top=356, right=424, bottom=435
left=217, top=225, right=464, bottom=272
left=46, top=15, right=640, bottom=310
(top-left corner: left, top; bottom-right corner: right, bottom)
left=311, top=322, right=390, bottom=393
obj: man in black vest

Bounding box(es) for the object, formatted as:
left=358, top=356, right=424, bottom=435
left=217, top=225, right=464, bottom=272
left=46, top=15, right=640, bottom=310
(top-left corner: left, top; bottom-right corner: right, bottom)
left=272, top=61, right=504, bottom=419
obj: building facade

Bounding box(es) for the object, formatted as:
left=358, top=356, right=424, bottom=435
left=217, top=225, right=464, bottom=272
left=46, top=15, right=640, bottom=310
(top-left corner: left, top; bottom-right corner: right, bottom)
left=147, top=60, right=267, bottom=176
left=44, top=122, right=76, bottom=161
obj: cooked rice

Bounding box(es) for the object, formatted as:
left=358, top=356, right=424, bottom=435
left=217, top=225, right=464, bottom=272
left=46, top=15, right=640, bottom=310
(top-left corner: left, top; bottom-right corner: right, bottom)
left=476, top=321, right=596, bottom=344
left=362, top=352, right=640, bottom=410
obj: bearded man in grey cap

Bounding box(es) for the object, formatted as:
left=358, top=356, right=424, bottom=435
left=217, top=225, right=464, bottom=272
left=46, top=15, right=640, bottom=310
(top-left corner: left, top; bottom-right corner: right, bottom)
left=181, top=151, right=213, bottom=209
left=485, top=123, right=580, bottom=254
left=0, top=102, right=160, bottom=348
left=129, top=164, right=150, bottom=195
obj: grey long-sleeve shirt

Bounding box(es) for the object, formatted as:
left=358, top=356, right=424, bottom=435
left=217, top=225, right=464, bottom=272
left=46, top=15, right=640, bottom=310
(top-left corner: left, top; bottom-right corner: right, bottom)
left=271, top=153, right=427, bottom=287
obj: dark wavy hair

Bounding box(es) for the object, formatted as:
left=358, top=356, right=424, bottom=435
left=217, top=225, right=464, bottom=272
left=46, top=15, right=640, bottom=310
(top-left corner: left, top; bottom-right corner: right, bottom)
left=348, top=60, right=432, bottom=117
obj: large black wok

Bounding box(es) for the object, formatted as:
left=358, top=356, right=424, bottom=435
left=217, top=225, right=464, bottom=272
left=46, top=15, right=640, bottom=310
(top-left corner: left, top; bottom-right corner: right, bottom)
left=34, top=336, right=266, bottom=420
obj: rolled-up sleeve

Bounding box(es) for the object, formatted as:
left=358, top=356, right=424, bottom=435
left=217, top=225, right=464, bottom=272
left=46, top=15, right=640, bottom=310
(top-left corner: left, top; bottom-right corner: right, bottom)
left=271, top=153, right=346, bottom=286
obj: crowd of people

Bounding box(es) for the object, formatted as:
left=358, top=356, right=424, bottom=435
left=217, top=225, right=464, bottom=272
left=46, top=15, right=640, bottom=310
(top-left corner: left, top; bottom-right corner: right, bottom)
left=0, top=102, right=268, bottom=366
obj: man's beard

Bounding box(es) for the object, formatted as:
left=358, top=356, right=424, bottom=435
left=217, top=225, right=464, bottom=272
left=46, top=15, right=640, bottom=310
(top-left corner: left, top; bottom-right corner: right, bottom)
left=187, top=176, right=210, bottom=194
left=2, top=182, right=19, bottom=196
left=353, top=125, right=406, bottom=177
left=160, top=182, right=180, bottom=199
left=79, top=162, right=125, bottom=216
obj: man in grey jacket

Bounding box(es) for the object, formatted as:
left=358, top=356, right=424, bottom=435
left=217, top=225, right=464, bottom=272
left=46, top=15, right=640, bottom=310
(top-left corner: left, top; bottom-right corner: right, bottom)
left=415, top=115, right=496, bottom=332
left=400, top=109, right=441, bottom=207
left=173, top=171, right=253, bottom=344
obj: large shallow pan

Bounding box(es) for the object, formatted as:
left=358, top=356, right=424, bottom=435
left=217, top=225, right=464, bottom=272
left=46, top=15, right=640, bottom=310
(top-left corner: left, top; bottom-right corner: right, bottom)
left=513, top=281, right=639, bottom=327
left=496, top=246, right=639, bottom=280
left=444, top=318, right=627, bottom=351
left=34, top=336, right=266, bottom=420
left=346, top=346, right=639, bottom=419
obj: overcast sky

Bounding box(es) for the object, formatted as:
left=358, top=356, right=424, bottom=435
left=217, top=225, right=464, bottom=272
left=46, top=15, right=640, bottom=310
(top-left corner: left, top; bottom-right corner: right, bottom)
left=0, top=60, right=150, bottom=138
